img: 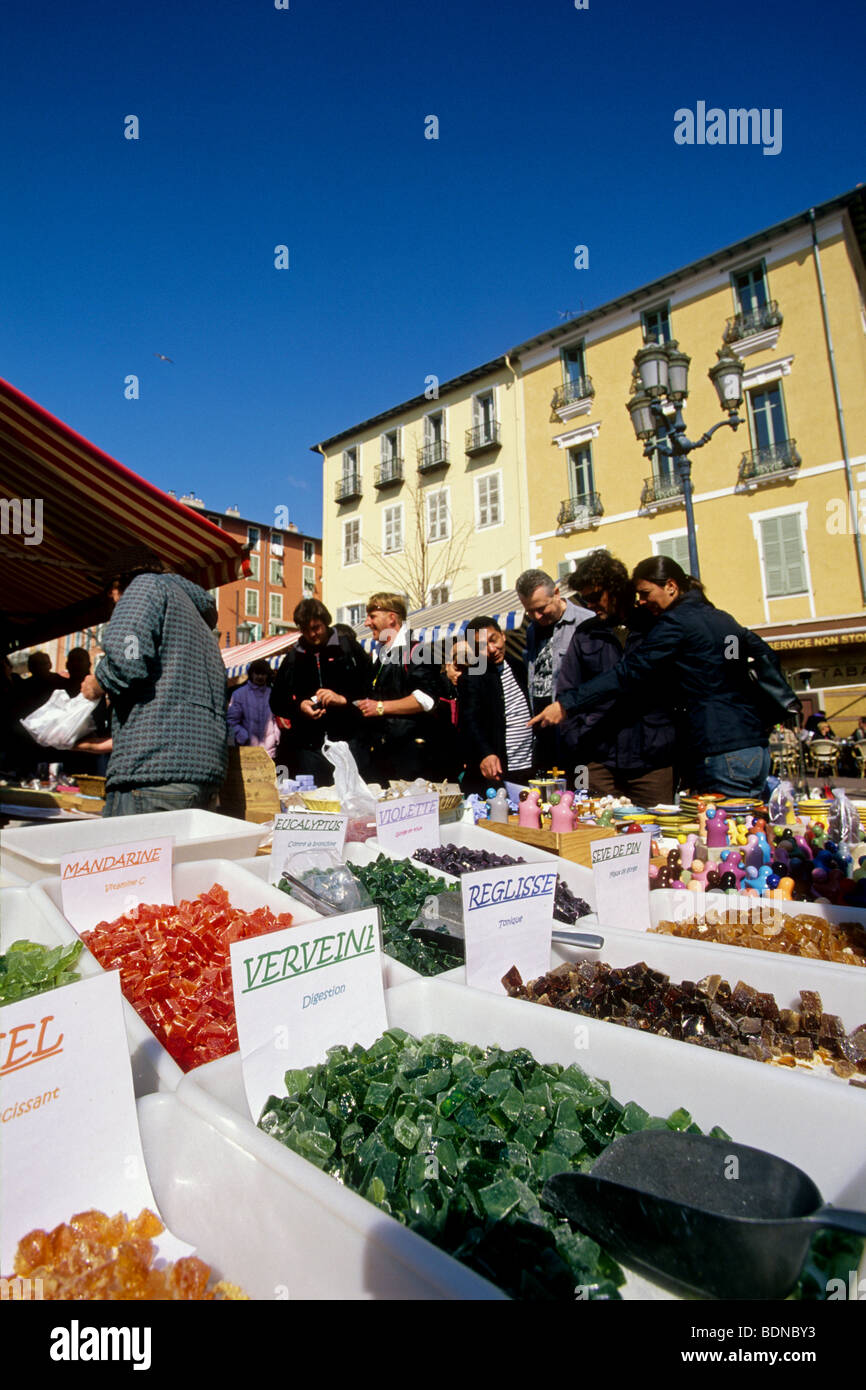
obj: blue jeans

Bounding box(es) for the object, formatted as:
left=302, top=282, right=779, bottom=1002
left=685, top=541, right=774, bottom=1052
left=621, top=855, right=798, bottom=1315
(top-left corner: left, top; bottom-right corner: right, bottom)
left=102, top=783, right=220, bottom=817
left=690, top=746, right=771, bottom=798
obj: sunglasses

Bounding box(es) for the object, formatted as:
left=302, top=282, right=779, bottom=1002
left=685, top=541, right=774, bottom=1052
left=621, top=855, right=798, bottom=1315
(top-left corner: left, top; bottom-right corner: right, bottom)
left=578, top=589, right=605, bottom=606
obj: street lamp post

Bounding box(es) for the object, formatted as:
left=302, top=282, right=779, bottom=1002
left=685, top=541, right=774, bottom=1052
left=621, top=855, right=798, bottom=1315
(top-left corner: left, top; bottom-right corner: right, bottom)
left=626, top=341, right=746, bottom=579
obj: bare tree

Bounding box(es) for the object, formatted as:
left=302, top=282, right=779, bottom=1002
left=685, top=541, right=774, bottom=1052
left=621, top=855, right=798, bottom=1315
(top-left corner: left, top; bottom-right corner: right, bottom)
left=363, top=472, right=474, bottom=612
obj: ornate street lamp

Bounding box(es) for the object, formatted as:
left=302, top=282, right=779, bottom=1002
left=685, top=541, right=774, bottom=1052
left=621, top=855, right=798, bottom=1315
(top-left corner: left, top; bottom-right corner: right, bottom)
left=626, top=338, right=745, bottom=578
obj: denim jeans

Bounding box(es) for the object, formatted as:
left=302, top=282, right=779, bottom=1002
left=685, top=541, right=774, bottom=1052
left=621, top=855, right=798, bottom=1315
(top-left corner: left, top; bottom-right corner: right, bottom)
left=102, top=783, right=220, bottom=818
left=690, top=746, right=771, bottom=797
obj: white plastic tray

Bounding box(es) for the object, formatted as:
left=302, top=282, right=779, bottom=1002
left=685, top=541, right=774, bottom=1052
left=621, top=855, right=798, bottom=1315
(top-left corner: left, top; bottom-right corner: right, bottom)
left=29, top=858, right=325, bottom=1097
left=0, top=885, right=99, bottom=974
left=138, top=1090, right=502, bottom=1300
left=434, top=821, right=596, bottom=906
left=0, top=809, right=266, bottom=881
left=184, top=979, right=865, bottom=1299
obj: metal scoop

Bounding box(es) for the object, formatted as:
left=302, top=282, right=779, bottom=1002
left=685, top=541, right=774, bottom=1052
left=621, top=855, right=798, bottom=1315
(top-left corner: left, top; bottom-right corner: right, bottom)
left=407, top=890, right=603, bottom=953
left=543, top=1130, right=866, bottom=1300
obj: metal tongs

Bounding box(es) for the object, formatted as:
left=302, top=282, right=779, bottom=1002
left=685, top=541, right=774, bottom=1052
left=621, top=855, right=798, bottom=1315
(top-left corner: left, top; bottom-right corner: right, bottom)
left=277, top=869, right=341, bottom=916
left=407, top=891, right=604, bottom=953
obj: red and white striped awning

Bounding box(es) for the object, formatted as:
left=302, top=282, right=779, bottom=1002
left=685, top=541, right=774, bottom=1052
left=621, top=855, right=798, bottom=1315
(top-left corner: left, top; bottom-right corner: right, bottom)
left=0, top=377, right=249, bottom=651
left=223, top=630, right=300, bottom=679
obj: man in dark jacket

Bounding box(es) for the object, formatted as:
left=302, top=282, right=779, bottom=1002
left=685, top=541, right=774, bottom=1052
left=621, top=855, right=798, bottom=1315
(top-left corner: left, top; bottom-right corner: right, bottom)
left=81, top=550, right=229, bottom=816
left=458, top=615, right=534, bottom=793
left=558, top=553, right=676, bottom=804
left=269, top=598, right=371, bottom=783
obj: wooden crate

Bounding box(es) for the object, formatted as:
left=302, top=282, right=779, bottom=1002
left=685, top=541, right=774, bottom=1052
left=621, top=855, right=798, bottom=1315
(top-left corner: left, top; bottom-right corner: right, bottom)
left=218, top=747, right=281, bottom=823
left=0, top=786, right=105, bottom=814
left=483, top=817, right=618, bottom=867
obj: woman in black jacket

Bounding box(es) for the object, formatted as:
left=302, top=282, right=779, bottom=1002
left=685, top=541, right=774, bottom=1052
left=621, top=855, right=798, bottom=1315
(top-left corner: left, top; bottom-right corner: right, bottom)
left=532, top=556, right=778, bottom=797
left=557, top=552, right=676, bottom=803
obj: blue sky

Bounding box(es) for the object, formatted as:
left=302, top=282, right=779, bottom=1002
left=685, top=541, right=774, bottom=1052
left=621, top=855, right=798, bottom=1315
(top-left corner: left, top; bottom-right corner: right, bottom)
left=1, top=0, right=863, bottom=539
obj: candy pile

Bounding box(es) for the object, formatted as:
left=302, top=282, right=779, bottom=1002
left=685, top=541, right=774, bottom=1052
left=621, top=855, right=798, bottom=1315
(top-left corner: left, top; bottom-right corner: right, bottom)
left=412, top=844, right=592, bottom=925
left=347, top=856, right=462, bottom=975
left=653, top=908, right=866, bottom=968
left=5, top=1208, right=246, bottom=1299
left=81, top=884, right=294, bottom=1071
left=502, top=961, right=866, bottom=1084
left=0, top=939, right=83, bottom=1005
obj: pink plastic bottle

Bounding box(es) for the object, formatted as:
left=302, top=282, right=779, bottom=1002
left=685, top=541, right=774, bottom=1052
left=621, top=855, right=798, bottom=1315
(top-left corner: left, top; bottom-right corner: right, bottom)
left=518, top=788, right=542, bottom=829
left=550, top=791, right=575, bottom=833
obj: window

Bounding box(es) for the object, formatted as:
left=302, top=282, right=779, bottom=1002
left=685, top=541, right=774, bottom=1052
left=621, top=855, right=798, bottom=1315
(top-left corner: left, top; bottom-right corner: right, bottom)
left=653, top=533, right=692, bottom=572
left=430, top=585, right=450, bottom=606
left=247, top=553, right=260, bottom=582
left=649, top=436, right=679, bottom=488
left=247, top=525, right=260, bottom=550
left=557, top=561, right=573, bottom=582
left=270, top=558, right=284, bottom=586
left=383, top=503, right=403, bottom=554
left=426, top=489, right=450, bottom=542
left=381, top=429, right=400, bottom=463
left=342, top=603, right=365, bottom=626
left=303, top=565, right=316, bottom=595
left=759, top=514, right=807, bottom=597
left=424, top=411, right=444, bottom=447
left=567, top=445, right=595, bottom=499
left=641, top=302, right=671, bottom=344
left=270, top=593, right=283, bottom=620
left=303, top=540, right=315, bottom=564
left=472, top=391, right=496, bottom=442
left=481, top=572, right=503, bottom=597
left=245, top=589, right=259, bottom=617
left=561, top=343, right=586, bottom=382
left=270, top=530, right=283, bottom=556
left=343, top=518, right=360, bottom=565
left=747, top=382, right=789, bottom=452
left=476, top=472, right=502, bottom=528
left=732, top=263, right=768, bottom=316
left=342, top=446, right=359, bottom=478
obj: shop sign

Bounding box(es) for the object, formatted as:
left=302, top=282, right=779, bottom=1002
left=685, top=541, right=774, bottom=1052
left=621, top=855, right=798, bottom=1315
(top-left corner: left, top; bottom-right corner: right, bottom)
left=375, top=793, right=440, bottom=854
left=269, top=812, right=348, bottom=883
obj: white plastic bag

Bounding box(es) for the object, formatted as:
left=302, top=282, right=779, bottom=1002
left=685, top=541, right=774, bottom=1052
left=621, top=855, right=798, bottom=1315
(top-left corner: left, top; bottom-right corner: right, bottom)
left=321, top=737, right=378, bottom=839
left=20, top=690, right=98, bottom=748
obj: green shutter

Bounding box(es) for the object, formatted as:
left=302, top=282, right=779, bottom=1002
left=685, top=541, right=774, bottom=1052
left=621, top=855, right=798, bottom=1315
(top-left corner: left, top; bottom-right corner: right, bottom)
left=761, top=514, right=806, bottom=597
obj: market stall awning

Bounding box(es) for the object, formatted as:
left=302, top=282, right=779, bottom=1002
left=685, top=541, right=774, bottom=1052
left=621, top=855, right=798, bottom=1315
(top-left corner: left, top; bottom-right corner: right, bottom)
left=353, top=589, right=527, bottom=649
left=222, top=630, right=300, bottom=679
left=0, top=378, right=248, bottom=651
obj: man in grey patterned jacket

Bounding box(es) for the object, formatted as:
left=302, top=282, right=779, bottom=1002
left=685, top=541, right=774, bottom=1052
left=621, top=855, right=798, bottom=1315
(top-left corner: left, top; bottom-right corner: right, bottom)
left=81, top=551, right=228, bottom=817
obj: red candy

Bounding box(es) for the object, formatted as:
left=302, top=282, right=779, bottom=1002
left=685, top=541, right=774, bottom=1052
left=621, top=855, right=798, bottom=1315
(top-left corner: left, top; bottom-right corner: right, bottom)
left=81, top=884, right=294, bottom=1071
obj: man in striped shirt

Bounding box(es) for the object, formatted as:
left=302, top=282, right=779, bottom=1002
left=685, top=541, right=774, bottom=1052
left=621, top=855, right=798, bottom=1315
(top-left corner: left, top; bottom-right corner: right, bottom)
left=457, top=616, right=534, bottom=793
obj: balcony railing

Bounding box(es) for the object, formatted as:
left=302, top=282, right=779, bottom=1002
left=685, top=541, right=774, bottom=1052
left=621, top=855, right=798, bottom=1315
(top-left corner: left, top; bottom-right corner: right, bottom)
left=335, top=473, right=362, bottom=502
left=640, top=474, right=684, bottom=510
left=417, top=441, right=450, bottom=472
left=723, top=300, right=783, bottom=343
left=465, top=421, right=501, bottom=454
left=374, top=459, right=404, bottom=488
left=557, top=493, right=604, bottom=529
left=551, top=376, right=595, bottom=411
left=738, top=438, right=802, bottom=485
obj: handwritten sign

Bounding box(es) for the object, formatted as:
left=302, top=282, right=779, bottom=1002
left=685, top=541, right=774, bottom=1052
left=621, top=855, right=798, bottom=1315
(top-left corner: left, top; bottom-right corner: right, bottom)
left=59, top=837, right=174, bottom=933
left=229, top=909, right=389, bottom=1121
left=591, top=832, right=651, bottom=931
left=461, top=863, right=555, bottom=995
left=269, top=812, right=348, bottom=884
left=375, top=793, right=440, bottom=855
left=0, top=971, right=188, bottom=1269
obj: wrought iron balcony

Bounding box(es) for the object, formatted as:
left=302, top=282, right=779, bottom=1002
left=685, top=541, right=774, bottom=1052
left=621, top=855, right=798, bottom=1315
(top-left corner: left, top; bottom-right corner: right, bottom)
left=551, top=376, right=595, bottom=411
left=738, top=438, right=802, bottom=486
left=557, top=493, right=604, bottom=530
left=417, top=441, right=450, bottom=472
left=640, top=475, right=684, bottom=511
left=465, top=421, right=501, bottom=454
left=374, top=459, right=404, bottom=488
left=723, top=300, right=783, bottom=343
left=335, top=473, right=362, bottom=502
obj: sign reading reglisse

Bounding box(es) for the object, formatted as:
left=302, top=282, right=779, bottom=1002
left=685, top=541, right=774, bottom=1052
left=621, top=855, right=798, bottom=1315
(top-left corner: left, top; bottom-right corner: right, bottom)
left=461, top=863, right=555, bottom=996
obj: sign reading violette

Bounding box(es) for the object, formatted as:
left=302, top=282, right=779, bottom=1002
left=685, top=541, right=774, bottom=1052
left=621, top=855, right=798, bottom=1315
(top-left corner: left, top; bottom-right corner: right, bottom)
left=461, top=863, right=555, bottom=995
left=374, top=793, right=440, bottom=854
left=229, top=910, right=388, bottom=1120
left=268, top=811, right=348, bottom=884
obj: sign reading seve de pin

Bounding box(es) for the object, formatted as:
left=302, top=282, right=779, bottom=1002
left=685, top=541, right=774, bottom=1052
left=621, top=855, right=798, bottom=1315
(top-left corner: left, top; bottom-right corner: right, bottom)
left=229, top=909, right=389, bottom=1121
left=0, top=970, right=190, bottom=1272
left=462, top=863, right=555, bottom=995
left=375, top=793, right=440, bottom=854
left=59, top=837, right=174, bottom=933
left=590, top=833, right=652, bottom=931
left=268, top=811, right=348, bottom=885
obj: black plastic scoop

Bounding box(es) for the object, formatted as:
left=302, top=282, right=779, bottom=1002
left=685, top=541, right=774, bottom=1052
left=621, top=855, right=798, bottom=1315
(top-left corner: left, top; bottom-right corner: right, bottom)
left=543, top=1130, right=866, bottom=1300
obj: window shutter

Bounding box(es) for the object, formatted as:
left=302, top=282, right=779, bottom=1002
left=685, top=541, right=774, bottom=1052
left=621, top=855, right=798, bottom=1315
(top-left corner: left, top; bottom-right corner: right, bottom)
left=779, top=512, right=806, bottom=592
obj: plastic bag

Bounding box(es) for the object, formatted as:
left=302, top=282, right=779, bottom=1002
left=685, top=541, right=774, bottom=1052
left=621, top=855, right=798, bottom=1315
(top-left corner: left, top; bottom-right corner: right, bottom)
left=280, top=850, right=373, bottom=912
left=20, top=690, right=98, bottom=749
left=321, top=737, right=378, bottom=840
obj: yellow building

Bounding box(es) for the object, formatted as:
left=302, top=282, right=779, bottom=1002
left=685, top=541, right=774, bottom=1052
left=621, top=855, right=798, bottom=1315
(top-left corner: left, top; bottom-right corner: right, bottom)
left=314, top=186, right=866, bottom=729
